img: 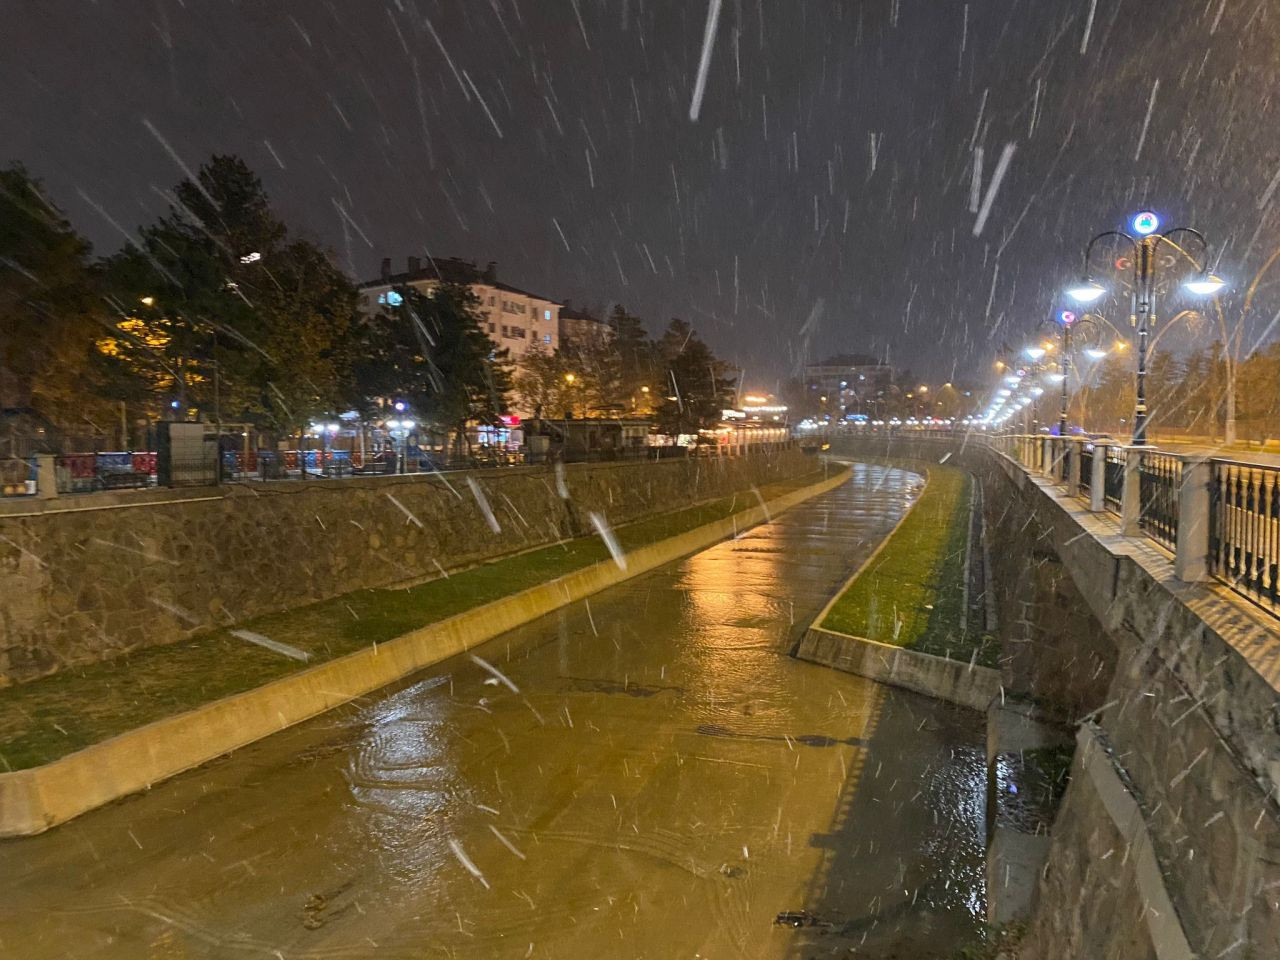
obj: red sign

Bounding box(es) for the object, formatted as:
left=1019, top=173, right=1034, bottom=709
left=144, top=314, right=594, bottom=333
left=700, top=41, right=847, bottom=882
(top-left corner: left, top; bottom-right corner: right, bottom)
left=500, top=415, right=521, bottom=427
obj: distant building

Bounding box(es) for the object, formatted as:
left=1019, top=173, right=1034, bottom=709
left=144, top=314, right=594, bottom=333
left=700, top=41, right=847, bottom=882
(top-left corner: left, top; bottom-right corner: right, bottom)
left=359, top=256, right=562, bottom=364
left=558, top=303, right=612, bottom=352
left=803, top=355, right=896, bottom=419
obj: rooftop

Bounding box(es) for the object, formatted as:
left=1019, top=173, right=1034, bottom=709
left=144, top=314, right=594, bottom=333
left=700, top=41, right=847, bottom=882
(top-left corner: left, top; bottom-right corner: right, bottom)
left=360, top=256, right=561, bottom=305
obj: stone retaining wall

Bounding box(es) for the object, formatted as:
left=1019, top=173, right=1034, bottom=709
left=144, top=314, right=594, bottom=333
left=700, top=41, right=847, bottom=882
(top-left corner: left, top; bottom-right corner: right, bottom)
left=829, top=435, right=1280, bottom=958
left=0, top=449, right=813, bottom=685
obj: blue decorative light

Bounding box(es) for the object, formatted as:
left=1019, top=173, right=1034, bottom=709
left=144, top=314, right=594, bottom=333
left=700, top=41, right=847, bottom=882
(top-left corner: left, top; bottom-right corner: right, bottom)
left=378, top=290, right=404, bottom=307
left=1132, top=210, right=1159, bottom=236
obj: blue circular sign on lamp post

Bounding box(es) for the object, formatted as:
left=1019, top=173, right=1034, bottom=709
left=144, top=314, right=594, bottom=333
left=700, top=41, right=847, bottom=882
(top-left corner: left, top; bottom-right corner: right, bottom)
left=1132, top=210, right=1160, bottom=236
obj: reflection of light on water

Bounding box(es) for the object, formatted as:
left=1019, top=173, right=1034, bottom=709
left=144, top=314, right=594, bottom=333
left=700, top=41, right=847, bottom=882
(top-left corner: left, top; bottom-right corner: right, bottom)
left=346, top=676, right=459, bottom=885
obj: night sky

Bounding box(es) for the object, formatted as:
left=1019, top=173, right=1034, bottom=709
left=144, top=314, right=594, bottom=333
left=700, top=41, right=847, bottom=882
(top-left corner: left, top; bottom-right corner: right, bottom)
left=4, top=0, right=1279, bottom=387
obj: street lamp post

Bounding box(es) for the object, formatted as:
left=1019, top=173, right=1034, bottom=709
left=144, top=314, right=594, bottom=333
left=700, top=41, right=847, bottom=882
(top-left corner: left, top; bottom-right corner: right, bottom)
left=1066, top=211, right=1223, bottom=446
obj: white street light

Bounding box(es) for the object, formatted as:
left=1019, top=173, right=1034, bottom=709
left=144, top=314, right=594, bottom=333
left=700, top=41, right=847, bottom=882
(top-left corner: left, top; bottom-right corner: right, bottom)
left=1024, top=346, right=1046, bottom=360
left=1066, top=280, right=1107, bottom=304
left=1184, top=274, right=1226, bottom=296
left=1085, top=347, right=1108, bottom=360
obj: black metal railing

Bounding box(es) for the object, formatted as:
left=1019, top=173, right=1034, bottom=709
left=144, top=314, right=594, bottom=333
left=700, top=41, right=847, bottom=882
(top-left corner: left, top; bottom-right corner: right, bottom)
left=1138, top=452, right=1180, bottom=552
left=1078, top=445, right=1093, bottom=498
left=1210, top=461, right=1280, bottom=613
left=1103, top=448, right=1125, bottom=514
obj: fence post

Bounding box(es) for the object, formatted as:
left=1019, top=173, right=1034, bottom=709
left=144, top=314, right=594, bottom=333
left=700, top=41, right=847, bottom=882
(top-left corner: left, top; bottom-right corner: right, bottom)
left=1066, top=439, right=1081, bottom=496
left=1121, top=448, right=1142, bottom=536
left=1090, top=445, right=1106, bottom=512
left=1174, top=458, right=1212, bottom=582
left=35, top=454, right=58, bottom=499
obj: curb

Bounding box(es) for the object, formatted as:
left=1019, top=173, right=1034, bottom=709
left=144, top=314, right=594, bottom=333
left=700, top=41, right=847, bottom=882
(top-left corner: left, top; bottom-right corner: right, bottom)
left=0, top=465, right=851, bottom=838
left=794, top=625, right=1001, bottom=712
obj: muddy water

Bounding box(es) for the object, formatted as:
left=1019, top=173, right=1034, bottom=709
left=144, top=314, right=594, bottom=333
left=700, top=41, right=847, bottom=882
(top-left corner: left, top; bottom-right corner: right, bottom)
left=0, top=464, right=987, bottom=959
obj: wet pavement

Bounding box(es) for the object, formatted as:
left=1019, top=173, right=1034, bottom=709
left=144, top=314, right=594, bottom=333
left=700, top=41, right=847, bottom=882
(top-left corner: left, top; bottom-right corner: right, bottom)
left=0, top=463, right=988, bottom=959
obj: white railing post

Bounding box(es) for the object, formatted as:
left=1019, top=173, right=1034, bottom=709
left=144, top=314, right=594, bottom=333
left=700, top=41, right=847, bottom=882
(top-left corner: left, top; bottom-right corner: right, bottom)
left=1067, top=439, right=1082, bottom=497
left=1121, top=447, right=1142, bottom=536
left=35, top=454, right=58, bottom=499
left=1174, top=458, right=1212, bottom=582
left=1090, top=445, right=1106, bottom=512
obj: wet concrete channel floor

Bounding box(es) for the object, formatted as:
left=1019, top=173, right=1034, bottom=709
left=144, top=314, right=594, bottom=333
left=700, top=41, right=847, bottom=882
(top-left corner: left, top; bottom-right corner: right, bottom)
left=0, top=463, right=988, bottom=959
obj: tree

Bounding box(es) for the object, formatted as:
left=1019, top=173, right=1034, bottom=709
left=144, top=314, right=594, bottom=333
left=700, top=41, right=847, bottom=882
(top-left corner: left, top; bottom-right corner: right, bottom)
left=654, top=319, right=736, bottom=436
left=100, top=155, right=360, bottom=434
left=0, top=164, right=122, bottom=439
left=608, top=304, right=657, bottom=415
left=514, top=342, right=569, bottom=417
left=355, top=283, right=513, bottom=452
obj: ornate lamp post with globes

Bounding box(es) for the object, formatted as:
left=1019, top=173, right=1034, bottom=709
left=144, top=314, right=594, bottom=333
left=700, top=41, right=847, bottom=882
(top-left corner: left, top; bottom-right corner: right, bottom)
left=1065, top=210, right=1224, bottom=445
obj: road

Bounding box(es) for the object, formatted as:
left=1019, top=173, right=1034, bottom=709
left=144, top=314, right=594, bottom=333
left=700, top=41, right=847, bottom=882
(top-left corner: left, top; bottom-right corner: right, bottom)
left=0, top=463, right=988, bottom=959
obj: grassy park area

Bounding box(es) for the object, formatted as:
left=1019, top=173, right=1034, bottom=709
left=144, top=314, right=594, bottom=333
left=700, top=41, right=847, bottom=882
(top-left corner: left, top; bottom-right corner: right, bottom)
left=0, top=469, right=829, bottom=771
left=820, top=463, right=998, bottom=668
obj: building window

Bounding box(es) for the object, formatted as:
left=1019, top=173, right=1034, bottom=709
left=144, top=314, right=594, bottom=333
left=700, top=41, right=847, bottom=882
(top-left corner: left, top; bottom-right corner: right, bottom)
left=543, top=334, right=551, bottom=344
left=488, top=296, right=495, bottom=306
left=377, top=290, right=404, bottom=307
left=507, top=326, right=526, bottom=339
left=501, top=325, right=509, bottom=337
left=488, top=323, right=496, bottom=333
left=544, top=309, right=551, bottom=320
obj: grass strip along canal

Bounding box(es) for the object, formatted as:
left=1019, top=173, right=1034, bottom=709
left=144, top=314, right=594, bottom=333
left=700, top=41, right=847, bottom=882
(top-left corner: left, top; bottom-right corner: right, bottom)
left=820, top=462, right=999, bottom=669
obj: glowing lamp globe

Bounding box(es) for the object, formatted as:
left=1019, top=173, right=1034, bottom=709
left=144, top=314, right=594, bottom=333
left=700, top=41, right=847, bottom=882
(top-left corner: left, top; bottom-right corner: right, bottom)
left=1184, top=274, right=1226, bottom=296
left=1132, top=211, right=1160, bottom=236
left=1067, top=280, right=1106, bottom=304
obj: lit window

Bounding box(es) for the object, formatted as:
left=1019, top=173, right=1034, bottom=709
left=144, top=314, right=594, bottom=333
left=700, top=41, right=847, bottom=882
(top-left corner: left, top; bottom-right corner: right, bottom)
left=544, top=309, right=551, bottom=320
left=543, top=334, right=551, bottom=344
left=377, top=290, right=404, bottom=307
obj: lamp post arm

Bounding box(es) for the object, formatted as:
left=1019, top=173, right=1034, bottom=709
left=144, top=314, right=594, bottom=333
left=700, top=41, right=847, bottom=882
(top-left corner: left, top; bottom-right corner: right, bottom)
left=1154, top=228, right=1211, bottom=272
left=1082, top=230, right=1139, bottom=277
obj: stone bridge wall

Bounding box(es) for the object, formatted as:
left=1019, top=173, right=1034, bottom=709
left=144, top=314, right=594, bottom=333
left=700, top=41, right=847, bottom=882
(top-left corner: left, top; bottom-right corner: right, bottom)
left=0, top=449, right=814, bottom=685
left=828, top=435, right=1280, bottom=959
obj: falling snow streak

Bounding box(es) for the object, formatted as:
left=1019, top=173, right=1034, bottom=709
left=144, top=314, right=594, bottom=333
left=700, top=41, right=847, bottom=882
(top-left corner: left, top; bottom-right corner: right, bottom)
left=1134, top=79, right=1159, bottom=162
left=689, top=0, right=723, bottom=122
left=462, top=71, right=504, bottom=138
left=447, top=838, right=490, bottom=889
left=467, top=476, right=502, bottom=533
left=1080, top=0, right=1098, bottom=53
left=230, top=630, right=310, bottom=662
left=972, top=143, right=1016, bottom=237
left=589, top=511, right=627, bottom=570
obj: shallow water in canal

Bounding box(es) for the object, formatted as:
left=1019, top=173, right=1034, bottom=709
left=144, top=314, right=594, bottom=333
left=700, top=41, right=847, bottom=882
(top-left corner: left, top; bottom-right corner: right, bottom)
left=0, top=463, right=988, bottom=959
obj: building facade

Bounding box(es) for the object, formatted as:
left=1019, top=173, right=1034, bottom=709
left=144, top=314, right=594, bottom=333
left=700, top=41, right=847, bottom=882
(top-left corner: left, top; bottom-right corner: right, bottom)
left=359, top=257, right=562, bottom=363
left=558, top=303, right=612, bottom=352
left=803, top=355, right=896, bottom=419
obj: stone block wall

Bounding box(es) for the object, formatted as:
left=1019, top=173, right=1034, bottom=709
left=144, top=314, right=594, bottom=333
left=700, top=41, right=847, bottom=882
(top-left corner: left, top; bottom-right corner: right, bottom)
left=829, top=434, right=1280, bottom=957
left=0, top=449, right=814, bottom=685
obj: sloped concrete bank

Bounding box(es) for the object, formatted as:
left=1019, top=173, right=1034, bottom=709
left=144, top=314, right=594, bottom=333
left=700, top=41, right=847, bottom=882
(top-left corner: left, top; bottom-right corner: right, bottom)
left=0, top=464, right=849, bottom=838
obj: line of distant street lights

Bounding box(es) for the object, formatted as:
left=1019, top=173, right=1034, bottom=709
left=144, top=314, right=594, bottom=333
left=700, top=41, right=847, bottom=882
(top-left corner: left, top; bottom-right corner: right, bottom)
left=984, top=210, right=1224, bottom=445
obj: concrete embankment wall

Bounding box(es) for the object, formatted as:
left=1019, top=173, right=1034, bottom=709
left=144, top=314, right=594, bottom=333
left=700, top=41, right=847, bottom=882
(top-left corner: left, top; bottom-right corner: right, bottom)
left=0, top=465, right=850, bottom=837
left=829, top=436, right=1280, bottom=958
left=0, top=449, right=814, bottom=685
